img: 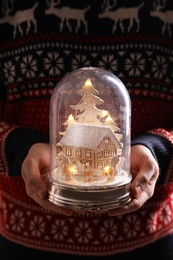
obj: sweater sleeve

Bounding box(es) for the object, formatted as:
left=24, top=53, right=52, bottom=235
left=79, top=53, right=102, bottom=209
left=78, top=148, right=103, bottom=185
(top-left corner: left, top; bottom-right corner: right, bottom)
left=0, top=122, right=49, bottom=176
left=131, top=128, right=173, bottom=185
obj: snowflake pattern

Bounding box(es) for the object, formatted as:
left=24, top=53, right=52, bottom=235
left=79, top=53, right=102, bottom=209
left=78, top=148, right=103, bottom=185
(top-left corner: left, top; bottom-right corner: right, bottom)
left=10, top=209, right=25, bottom=232
left=99, top=219, right=117, bottom=243
left=123, top=215, right=141, bottom=238
left=44, top=51, right=64, bottom=76
left=98, top=54, right=118, bottom=71
left=159, top=203, right=172, bottom=225
left=152, top=55, right=167, bottom=80
left=20, top=55, right=37, bottom=78
left=125, top=52, right=145, bottom=76
left=71, top=54, right=91, bottom=70
left=74, top=221, right=93, bottom=244
left=146, top=212, right=158, bottom=234
left=29, top=215, right=45, bottom=238
left=0, top=41, right=172, bottom=91
left=3, top=61, right=16, bottom=84
left=51, top=219, right=68, bottom=240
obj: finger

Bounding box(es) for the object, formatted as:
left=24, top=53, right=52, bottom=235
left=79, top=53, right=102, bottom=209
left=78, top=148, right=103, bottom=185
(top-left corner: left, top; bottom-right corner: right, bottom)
left=132, top=161, right=159, bottom=198
left=32, top=192, right=73, bottom=216
left=108, top=173, right=158, bottom=217
left=107, top=189, right=152, bottom=216
left=108, top=198, right=141, bottom=216
left=22, top=160, right=47, bottom=199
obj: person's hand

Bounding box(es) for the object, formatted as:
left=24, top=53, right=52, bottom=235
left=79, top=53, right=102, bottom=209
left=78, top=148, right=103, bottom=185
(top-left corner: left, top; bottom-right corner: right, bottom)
left=108, top=144, right=159, bottom=216
left=21, top=143, right=72, bottom=216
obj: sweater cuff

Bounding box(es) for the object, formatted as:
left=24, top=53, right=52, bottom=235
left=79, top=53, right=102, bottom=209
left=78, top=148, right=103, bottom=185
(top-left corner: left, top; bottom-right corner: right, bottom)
left=131, top=129, right=173, bottom=184
left=5, top=127, right=49, bottom=176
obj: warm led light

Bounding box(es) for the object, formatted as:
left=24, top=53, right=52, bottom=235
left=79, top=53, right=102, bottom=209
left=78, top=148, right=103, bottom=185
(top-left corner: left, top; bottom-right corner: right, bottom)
left=101, top=110, right=108, bottom=117
left=104, top=165, right=113, bottom=176
left=105, top=115, right=113, bottom=123
left=85, top=78, right=92, bottom=87
left=68, top=114, right=74, bottom=121
left=68, top=166, right=77, bottom=174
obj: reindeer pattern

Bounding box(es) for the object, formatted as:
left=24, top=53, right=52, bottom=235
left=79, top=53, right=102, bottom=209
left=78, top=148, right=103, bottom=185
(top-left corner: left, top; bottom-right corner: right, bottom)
left=0, top=0, right=38, bottom=37
left=0, top=0, right=173, bottom=38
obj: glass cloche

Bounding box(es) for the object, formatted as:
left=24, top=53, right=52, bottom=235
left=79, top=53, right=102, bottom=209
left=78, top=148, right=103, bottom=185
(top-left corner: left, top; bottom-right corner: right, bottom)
left=48, top=67, right=132, bottom=211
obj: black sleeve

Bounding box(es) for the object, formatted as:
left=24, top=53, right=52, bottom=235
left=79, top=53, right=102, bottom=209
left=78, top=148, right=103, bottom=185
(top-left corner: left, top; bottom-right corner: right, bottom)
left=131, top=133, right=173, bottom=185
left=5, top=127, right=49, bottom=176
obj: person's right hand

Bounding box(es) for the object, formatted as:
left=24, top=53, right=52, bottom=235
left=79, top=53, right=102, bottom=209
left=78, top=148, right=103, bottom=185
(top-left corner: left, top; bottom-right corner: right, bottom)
left=21, top=143, right=72, bottom=216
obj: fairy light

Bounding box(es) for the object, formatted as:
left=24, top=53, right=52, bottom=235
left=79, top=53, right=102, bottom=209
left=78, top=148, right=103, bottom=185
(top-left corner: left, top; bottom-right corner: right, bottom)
left=68, top=114, right=74, bottom=121
left=101, top=110, right=108, bottom=117
left=85, top=78, right=92, bottom=87
left=105, top=115, right=113, bottom=123
left=68, top=166, right=77, bottom=174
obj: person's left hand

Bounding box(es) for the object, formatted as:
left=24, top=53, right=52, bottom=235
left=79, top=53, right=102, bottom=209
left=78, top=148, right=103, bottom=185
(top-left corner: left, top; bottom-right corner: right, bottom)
left=108, top=144, right=159, bottom=216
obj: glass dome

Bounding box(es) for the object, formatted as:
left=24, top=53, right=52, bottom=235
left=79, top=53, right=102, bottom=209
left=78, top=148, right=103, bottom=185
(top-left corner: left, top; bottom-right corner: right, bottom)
left=48, top=67, right=132, bottom=211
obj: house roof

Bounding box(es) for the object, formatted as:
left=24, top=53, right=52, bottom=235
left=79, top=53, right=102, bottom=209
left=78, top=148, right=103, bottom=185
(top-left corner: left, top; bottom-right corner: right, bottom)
left=59, top=123, right=122, bottom=149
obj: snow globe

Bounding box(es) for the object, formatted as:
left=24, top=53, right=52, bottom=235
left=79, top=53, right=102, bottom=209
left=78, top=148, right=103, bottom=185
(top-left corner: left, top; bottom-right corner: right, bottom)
left=48, top=67, right=132, bottom=211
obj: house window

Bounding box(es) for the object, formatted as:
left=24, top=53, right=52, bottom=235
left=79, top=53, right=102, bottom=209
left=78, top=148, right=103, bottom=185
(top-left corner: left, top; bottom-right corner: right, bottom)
left=66, top=148, right=71, bottom=156
left=111, top=149, right=116, bottom=156
left=117, top=148, right=122, bottom=155
left=76, top=149, right=81, bottom=157
left=85, top=149, right=91, bottom=157
left=104, top=161, right=110, bottom=166
left=97, top=151, right=103, bottom=158
left=97, top=163, right=103, bottom=170
left=104, top=149, right=109, bottom=157
left=104, top=138, right=109, bottom=146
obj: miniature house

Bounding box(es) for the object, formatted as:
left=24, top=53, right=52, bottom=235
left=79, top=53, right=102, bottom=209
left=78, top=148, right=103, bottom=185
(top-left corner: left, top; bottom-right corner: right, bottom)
left=58, top=123, right=122, bottom=177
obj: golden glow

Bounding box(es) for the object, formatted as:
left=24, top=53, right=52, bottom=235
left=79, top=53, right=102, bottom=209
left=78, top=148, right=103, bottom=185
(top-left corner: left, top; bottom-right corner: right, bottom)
left=85, top=78, right=92, bottom=87
left=103, top=165, right=113, bottom=176
left=68, top=114, right=74, bottom=121
left=105, top=115, right=113, bottom=123
left=68, top=165, right=77, bottom=174
left=101, top=110, right=108, bottom=117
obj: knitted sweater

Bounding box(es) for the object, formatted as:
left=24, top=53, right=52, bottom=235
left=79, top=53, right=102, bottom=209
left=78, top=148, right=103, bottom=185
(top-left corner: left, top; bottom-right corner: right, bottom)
left=0, top=0, right=173, bottom=256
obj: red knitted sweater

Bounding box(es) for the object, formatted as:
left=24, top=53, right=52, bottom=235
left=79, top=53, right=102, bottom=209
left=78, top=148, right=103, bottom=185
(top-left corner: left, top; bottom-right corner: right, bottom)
left=0, top=0, right=173, bottom=256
